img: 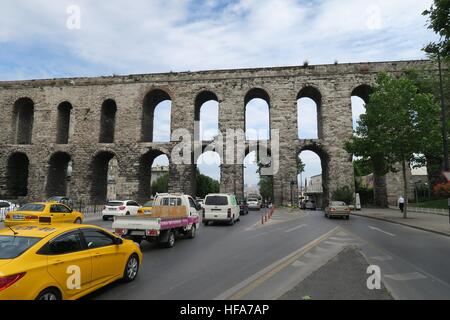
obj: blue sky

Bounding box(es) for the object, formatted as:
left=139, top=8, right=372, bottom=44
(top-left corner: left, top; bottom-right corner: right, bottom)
left=0, top=0, right=438, bottom=189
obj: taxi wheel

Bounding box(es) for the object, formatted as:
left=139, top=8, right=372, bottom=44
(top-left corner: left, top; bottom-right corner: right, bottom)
left=36, top=288, right=62, bottom=301
left=123, top=254, right=139, bottom=283
left=74, top=218, right=82, bottom=224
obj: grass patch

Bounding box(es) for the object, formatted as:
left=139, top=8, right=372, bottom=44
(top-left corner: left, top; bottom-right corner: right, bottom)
left=410, top=198, right=449, bottom=209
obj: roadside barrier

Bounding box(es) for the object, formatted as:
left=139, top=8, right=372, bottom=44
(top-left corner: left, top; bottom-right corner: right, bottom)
left=261, top=206, right=276, bottom=225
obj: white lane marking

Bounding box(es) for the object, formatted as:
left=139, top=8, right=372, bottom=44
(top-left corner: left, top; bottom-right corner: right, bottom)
left=369, top=226, right=395, bottom=237
left=384, top=272, right=427, bottom=281
left=247, top=231, right=270, bottom=240
left=371, top=255, right=394, bottom=262
left=291, top=260, right=306, bottom=268
left=285, top=224, right=307, bottom=233
left=329, top=236, right=355, bottom=242
left=323, top=240, right=354, bottom=247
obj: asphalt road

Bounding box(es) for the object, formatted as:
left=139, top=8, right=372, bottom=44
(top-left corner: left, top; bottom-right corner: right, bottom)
left=82, top=209, right=450, bottom=300
left=3, top=209, right=450, bottom=300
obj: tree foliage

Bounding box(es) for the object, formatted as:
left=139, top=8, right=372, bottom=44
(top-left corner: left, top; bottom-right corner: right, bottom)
left=195, top=169, right=220, bottom=199
left=297, top=158, right=305, bottom=175
left=345, top=73, right=441, bottom=217
left=258, top=176, right=273, bottom=202
left=151, top=173, right=169, bottom=195
left=405, top=67, right=449, bottom=186
left=331, top=186, right=354, bottom=205
left=423, top=0, right=450, bottom=58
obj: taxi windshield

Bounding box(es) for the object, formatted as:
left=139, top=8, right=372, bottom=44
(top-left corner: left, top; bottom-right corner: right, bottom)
left=143, top=201, right=153, bottom=207
left=17, top=204, right=45, bottom=212
left=0, top=235, right=41, bottom=259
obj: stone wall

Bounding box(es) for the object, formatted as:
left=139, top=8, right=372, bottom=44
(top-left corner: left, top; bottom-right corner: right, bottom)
left=0, top=60, right=434, bottom=205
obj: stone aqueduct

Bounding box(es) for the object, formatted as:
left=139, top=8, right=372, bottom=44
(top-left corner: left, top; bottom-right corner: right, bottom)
left=0, top=60, right=431, bottom=206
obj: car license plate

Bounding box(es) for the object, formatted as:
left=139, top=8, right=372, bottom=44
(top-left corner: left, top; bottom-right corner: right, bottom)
left=13, top=215, right=24, bottom=220
left=131, top=231, right=145, bottom=236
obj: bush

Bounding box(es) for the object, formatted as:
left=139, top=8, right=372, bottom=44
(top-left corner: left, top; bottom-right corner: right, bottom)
left=433, top=182, right=450, bottom=197
left=332, top=186, right=354, bottom=205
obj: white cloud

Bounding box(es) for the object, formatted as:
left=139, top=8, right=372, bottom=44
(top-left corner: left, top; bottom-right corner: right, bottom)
left=0, top=0, right=437, bottom=80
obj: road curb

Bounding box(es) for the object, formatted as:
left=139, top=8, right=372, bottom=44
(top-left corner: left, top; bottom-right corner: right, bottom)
left=352, top=213, right=450, bottom=238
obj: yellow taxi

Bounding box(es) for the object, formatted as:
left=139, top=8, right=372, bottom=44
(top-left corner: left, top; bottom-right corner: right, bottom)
left=137, top=200, right=153, bottom=215
left=4, top=202, right=84, bottom=227
left=0, top=224, right=142, bottom=300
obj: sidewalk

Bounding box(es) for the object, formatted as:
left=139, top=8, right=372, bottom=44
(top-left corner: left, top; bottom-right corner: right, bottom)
left=353, top=208, right=450, bottom=237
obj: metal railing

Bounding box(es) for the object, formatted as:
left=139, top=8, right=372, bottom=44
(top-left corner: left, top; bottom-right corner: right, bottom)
left=389, top=205, right=449, bottom=216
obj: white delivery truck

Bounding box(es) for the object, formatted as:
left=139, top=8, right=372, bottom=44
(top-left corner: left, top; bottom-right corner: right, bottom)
left=112, top=194, right=201, bottom=248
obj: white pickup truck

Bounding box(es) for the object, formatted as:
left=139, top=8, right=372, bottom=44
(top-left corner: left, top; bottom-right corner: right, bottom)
left=112, top=194, right=201, bottom=248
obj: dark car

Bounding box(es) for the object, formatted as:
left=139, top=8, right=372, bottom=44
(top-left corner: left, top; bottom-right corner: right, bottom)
left=239, top=200, right=249, bottom=215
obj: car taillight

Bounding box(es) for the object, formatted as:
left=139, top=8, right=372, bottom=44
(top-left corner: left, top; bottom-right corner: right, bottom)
left=228, top=208, right=232, bottom=218
left=202, top=208, right=205, bottom=218
left=25, top=216, right=38, bottom=220
left=5, top=214, right=10, bottom=219
left=0, top=273, right=26, bottom=292
left=119, top=206, right=126, bottom=210
left=114, top=229, right=127, bottom=236
left=331, top=208, right=336, bottom=212
left=146, top=230, right=159, bottom=236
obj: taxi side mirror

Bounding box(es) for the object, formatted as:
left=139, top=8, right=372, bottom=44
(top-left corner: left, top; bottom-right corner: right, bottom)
left=115, top=237, right=123, bottom=245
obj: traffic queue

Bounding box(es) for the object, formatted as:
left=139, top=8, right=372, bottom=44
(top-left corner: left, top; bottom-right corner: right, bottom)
left=0, top=193, right=261, bottom=300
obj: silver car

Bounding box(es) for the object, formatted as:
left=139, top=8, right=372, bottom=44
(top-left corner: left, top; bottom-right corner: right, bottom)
left=247, top=198, right=261, bottom=210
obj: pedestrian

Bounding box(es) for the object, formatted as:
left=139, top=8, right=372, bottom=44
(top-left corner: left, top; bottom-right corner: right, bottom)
left=398, top=196, right=405, bottom=213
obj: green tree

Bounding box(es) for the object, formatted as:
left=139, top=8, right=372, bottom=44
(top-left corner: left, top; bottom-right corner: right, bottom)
left=406, top=68, right=448, bottom=188
left=345, top=73, right=440, bottom=218
left=332, top=186, right=354, bottom=205
left=151, top=173, right=169, bottom=195
left=423, top=0, right=450, bottom=58
left=258, top=176, right=273, bottom=202
left=297, top=157, right=306, bottom=193
left=353, top=158, right=372, bottom=177
left=195, top=169, right=220, bottom=199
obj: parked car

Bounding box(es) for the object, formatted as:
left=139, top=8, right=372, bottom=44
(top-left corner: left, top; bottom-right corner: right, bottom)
left=46, top=196, right=74, bottom=208
left=102, top=200, right=141, bottom=221
left=239, top=200, right=249, bottom=215
left=301, top=200, right=317, bottom=211
left=247, top=198, right=261, bottom=211
left=4, top=202, right=84, bottom=227
left=196, top=198, right=204, bottom=208
left=113, top=194, right=200, bottom=247
left=137, top=200, right=153, bottom=215
left=0, top=200, right=17, bottom=222
left=0, top=223, right=142, bottom=300
left=325, top=201, right=351, bottom=220
left=202, top=194, right=240, bottom=226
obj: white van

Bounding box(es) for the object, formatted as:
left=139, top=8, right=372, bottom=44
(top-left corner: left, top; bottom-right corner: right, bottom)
left=202, top=194, right=240, bottom=226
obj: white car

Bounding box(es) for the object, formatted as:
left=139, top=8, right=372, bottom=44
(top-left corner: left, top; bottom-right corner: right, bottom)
left=202, top=194, right=240, bottom=226
left=0, top=200, right=17, bottom=222
left=247, top=198, right=261, bottom=210
left=102, top=200, right=141, bottom=221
